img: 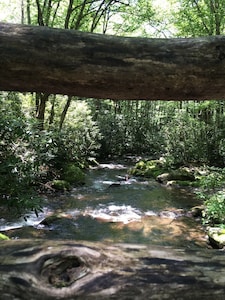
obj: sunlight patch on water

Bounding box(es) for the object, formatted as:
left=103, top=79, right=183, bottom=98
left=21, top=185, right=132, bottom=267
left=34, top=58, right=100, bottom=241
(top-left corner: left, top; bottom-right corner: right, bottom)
left=83, top=204, right=142, bottom=224
left=97, top=163, right=127, bottom=169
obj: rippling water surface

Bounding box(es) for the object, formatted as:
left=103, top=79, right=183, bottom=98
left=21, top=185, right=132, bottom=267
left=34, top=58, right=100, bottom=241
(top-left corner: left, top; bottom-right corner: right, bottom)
left=1, top=160, right=207, bottom=248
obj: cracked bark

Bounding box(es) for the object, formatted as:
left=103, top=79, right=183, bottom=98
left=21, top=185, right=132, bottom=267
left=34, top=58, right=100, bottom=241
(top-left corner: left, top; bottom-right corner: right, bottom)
left=1, top=23, right=225, bottom=100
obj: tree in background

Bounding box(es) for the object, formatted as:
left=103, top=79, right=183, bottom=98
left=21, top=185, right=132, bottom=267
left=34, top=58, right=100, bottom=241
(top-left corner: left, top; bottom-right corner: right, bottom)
left=172, top=0, right=225, bottom=36
left=164, top=0, right=225, bottom=166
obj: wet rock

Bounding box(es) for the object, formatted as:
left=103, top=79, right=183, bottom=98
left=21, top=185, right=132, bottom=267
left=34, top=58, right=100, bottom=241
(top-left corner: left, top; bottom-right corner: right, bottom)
left=157, top=168, right=195, bottom=185
left=166, top=180, right=178, bottom=187
left=159, top=211, right=178, bottom=219
left=172, top=168, right=195, bottom=181
left=129, top=159, right=167, bottom=178
left=115, top=174, right=130, bottom=181
left=156, top=172, right=171, bottom=183
left=208, top=227, right=225, bottom=248
left=107, top=182, right=121, bottom=188
left=190, top=205, right=204, bottom=218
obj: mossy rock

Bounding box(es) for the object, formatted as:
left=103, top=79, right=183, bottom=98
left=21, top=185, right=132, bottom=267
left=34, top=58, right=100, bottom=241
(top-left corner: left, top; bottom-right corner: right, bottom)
left=157, top=168, right=195, bottom=184
left=208, top=227, right=225, bottom=248
left=62, top=164, right=85, bottom=185
left=52, top=180, right=71, bottom=191
left=190, top=205, right=204, bottom=218
left=169, top=168, right=195, bottom=181
left=129, top=159, right=167, bottom=179
left=0, top=233, right=10, bottom=240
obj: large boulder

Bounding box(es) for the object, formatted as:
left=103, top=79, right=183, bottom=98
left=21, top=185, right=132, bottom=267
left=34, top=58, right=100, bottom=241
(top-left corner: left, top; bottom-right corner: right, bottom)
left=129, top=159, right=167, bottom=178
left=157, top=167, right=195, bottom=185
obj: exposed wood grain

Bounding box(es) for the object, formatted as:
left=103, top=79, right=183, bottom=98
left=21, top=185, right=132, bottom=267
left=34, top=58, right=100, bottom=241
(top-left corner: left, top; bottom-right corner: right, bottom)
left=0, top=240, right=225, bottom=299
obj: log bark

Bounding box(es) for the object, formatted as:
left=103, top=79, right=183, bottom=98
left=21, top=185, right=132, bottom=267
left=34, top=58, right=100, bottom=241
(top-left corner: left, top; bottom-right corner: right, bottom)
left=0, top=240, right=225, bottom=299
left=1, top=23, right=225, bottom=100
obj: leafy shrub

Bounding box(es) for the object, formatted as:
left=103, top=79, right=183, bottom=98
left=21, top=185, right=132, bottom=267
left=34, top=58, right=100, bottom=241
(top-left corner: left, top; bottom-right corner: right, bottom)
left=0, top=93, right=43, bottom=215
left=163, top=111, right=209, bottom=166
left=203, top=192, right=225, bottom=225
left=197, top=169, right=225, bottom=190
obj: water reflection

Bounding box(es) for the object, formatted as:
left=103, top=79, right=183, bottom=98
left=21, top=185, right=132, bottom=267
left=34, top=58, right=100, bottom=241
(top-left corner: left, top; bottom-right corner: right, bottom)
left=1, top=161, right=207, bottom=248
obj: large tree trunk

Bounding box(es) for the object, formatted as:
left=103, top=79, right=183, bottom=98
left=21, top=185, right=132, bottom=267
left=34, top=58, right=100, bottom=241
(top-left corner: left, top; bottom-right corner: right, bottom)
left=0, top=240, right=225, bottom=299
left=1, top=23, right=225, bottom=100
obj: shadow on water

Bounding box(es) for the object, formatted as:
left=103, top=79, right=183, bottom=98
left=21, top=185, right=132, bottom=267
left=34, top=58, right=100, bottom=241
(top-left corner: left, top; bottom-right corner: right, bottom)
left=1, top=160, right=207, bottom=248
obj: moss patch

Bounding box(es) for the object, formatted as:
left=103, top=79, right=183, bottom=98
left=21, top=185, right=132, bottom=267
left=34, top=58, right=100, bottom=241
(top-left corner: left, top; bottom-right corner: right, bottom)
left=52, top=180, right=71, bottom=191
left=0, top=233, right=10, bottom=240
left=62, top=164, right=85, bottom=185
left=129, top=159, right=167, bottom=179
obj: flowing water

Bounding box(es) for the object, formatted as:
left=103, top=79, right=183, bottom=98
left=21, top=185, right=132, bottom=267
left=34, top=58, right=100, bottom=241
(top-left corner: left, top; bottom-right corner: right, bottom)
left=0, top=160, right=207, bottom=248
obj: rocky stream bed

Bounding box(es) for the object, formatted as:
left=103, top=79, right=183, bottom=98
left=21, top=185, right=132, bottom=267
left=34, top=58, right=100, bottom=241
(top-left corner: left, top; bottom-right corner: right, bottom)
left=0, top=161, right=224, bottom=299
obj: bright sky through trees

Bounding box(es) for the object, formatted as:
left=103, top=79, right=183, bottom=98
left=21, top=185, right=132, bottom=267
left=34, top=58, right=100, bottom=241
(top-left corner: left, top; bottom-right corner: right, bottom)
left=0, top=0, right=172, bottom=37
left=0, top=0, right=21, bottom=23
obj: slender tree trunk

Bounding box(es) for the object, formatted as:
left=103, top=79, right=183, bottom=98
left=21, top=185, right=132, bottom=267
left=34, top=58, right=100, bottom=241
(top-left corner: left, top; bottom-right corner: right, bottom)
left=35, top=0, right=45, bottom=26
left=27, top=0, right=31, bottom=24
left=1, top=23, right=225, bottom=100
left=59, top=96, right=72, bottom=130
left=36, top=93, right=49, bottom=130
left=49, top=94, right=56, bottom=125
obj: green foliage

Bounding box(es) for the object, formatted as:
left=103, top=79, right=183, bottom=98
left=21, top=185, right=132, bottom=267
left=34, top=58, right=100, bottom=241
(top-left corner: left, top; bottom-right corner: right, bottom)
left=198, top=169, right=225, bottom=190
left=92, top=100, right=164, bottom=157
left=161, top=101, right=225, bottom=166
left=193, top=167, right=225, bottom=226
left=0, top=93, right=42, bottom=215
left=0, top=94, right=99, bottom=216
left=0, top=89, right=107, bottom=219
left=172, top=0, right=225, bottom=37
left=112, top=0, right=156, bottom=37
left=163, top=109, right=204, bottom=165
left=62, top=101, right=102, bottom=161
left=203, top=192, right=225, bottom=225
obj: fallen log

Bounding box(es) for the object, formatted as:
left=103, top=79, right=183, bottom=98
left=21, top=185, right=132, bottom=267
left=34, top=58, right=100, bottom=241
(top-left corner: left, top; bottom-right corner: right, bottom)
left=1, top=23, right=225, bottom=100
left=0, top=240, right=225, bottom=299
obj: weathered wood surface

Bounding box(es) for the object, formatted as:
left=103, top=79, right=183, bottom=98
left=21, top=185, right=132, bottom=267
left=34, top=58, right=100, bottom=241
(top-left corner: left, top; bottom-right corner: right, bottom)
left=0, top=240, right=225, bottom=299
left=1, top=23, right=225, bottom=100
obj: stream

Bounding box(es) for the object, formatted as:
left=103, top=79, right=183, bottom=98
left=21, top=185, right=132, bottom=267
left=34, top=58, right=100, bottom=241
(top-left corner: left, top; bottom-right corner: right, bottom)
left=0, top=160, right=207, bottom=248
